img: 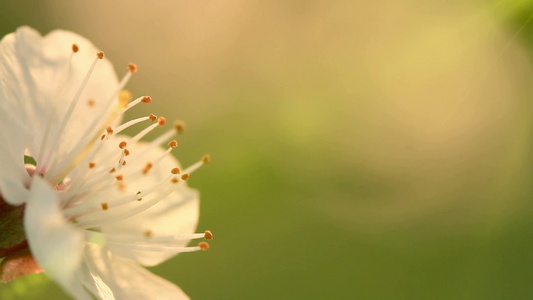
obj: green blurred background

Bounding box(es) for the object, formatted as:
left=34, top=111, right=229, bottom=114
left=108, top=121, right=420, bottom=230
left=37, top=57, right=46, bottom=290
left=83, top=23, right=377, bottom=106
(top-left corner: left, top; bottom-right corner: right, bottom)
left=1, top=0, right=533, bottom=299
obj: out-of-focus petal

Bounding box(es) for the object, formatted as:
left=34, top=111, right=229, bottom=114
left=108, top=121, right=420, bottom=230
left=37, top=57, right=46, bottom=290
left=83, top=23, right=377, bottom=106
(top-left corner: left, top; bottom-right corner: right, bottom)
left=84, top=245, right=189, bottom=300
left=100, top=140, right=200, bottom=266
left=0, top=84, right=30, bottom=204
left=24, top=176, right=90, bottom=299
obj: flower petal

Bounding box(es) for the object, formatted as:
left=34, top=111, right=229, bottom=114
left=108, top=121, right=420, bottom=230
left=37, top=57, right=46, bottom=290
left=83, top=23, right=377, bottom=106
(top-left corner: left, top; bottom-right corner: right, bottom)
left=84, top=245, right=189, bottom=300
left=24, top=176, right=91, bottom=299
left=0, top=26, right=120, bottom=171
left=0, top=85, right=31, bottom=205
left=100, top=140, right=200, bottom=266
left=0, top=177, right=29, bottom=205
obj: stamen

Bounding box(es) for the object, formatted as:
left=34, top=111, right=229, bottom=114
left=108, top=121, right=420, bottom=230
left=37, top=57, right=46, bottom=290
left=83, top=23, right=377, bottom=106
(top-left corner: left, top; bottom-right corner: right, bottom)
left=72, top=43, right=79, bottom=53
left=106, top=126, right=113, bottom=135
left=103, top=231, right=209, bottom=244
left=199, top=242, right=209, bottom=251
left=119, top=141, right=127, bottom=149
left=120, top=95, right=151, bottom=115
left=149, top=114, right=157, bottom=122
left=97, top=51, right=104, bottom=59
left=150, top=141, right=178, bottom=167
left=128, top=118, right=165, bottom=145
left=142, top=162, right=153, bottom=174
left=204, top=230, right=214, bottom=240
left=36, top=54, right=102, bottom=174
left=128, top=63, right=137, bottom=73
left=181, top=174, right=190, bottom=181
left=49, top=63, right=139, bottom=181
left=135, top=120, right=185, bottom=160
left=104, top=242, right=207, bottom=253
left=171, top=168, right=180, bottom=174
left=74, top=181, right=180, bottom=228
left=183, top=154, right=211, bottom=174
left=113, top=115, right=151, bottom=134
left=175, top=121, right=186, bottom=134
left=117, top=182, right=127, bottom=192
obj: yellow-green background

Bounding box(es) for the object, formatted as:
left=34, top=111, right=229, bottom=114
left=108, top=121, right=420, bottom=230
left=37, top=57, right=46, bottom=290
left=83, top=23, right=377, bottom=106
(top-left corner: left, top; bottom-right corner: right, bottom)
left=1, top=0, right=532, bottom=299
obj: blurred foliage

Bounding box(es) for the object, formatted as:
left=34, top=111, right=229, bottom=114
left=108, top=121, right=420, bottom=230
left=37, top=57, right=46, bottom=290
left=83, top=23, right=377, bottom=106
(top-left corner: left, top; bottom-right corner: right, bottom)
left=1, top=274, right=52, bottom=300
left=1, top=0, right=533, bottom=299
left=496, top=0, right=533, bottom=51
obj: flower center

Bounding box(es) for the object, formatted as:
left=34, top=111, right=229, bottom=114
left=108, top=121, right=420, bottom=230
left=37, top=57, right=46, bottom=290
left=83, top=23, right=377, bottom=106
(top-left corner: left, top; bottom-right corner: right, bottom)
left=33, top=44, right=213, bottom=253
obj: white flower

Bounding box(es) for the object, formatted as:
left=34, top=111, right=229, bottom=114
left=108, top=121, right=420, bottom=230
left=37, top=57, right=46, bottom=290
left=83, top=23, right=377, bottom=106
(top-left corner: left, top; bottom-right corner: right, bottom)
left=0, top=26, right=212, bottom=299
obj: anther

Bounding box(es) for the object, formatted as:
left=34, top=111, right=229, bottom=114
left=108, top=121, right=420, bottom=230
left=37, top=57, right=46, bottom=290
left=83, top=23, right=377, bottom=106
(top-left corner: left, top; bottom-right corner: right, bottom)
left=175, top=121, right=186, bottom=134
left=101, top=202, right=109, bottom=210
left=87, top=99, right=95, bottom=107
left=142, top=162, right=153, bottom=174
left=109, top=168, right=116, bottom=173
left=106, top=126, right=114, bottom=135
left=204, top=230, right=214, bottom=240
left=149, top=114, right=157, bottom=122
left=89, top=162, right=96, bottom=169
left=181, top=174, right=190, bottom=181
left=117, top=182, right=127, bottom=192
left=168, top=140, right=178, bottom=148
left=97, top=51, right=104, bottom=59
left=122, top=161, right=127, bottom=166
left=72, top=43, right=79, bottom=53
left=171, top=168, right=180, bottom=174
left=171, top=177, right=179, bottom=184
left=158, top=117, right=167, bottom=127
left=144, top=230, right=152, bottom=238
left=115, top=174, right=124, bottom=181
left=141, top=96, right=152, bottom=103
left=119, top=141, right=127, bottom=149
left=100, top=134, right=106, bottom=141
left=199, top=242, right=209, bottom=251
left=128, top=63, right=138, bottom=73
left=202, top=155, right=211, bottom=164
left=124, top=149, right=130, bottom=156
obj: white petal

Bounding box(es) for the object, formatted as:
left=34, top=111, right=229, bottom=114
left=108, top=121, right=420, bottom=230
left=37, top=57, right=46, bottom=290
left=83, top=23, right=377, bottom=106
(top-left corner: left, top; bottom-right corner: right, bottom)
left=0, top=177, right=29, bottom=205
left=0, top=84, right=31, bottom=204
left=24, top=176, right=91, bottom=299
left=99, top=140, right=200, bottom=266
left=0, top=26, right=120, bottom=168
left=84, top=245, right=189, bottom=300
